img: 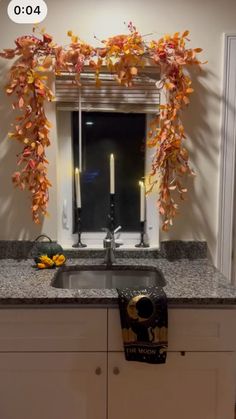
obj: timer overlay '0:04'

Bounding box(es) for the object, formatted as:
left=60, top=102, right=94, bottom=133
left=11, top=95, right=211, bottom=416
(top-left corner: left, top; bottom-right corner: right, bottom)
left=8, top=0, right=47, bottom=24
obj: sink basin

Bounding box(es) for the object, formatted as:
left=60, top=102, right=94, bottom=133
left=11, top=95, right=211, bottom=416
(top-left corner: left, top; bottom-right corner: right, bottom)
left=51, top=266, right=166, bottom=290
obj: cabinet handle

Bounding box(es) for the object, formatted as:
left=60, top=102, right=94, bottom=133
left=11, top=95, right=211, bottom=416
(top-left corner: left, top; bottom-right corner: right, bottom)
left=113, top=367, right=120, bottom=375
left=95, top=367, right=102, bottom=375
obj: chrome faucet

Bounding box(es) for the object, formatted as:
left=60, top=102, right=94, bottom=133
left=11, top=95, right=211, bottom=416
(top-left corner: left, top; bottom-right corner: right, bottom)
left=103, top=226, right=121, bottom=267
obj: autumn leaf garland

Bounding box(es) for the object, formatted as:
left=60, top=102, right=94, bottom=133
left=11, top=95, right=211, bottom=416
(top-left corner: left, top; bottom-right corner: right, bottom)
left=0, top=25, right=203, bottom=229
left=147, top=30, right=203, bottom=230
left=0, top=33, right=55, bottom=223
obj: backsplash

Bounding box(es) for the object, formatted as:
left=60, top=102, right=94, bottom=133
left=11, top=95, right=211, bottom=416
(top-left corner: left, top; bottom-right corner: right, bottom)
left=0, top=240, right=207, bottom=260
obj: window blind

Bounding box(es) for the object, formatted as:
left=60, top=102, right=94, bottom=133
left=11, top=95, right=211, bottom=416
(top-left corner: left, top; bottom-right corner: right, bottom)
left=55, top=68, right=161, bottom=113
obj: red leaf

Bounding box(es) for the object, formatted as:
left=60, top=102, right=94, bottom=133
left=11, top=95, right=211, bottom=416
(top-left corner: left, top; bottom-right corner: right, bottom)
left=29, top=159, right=36, bottom=169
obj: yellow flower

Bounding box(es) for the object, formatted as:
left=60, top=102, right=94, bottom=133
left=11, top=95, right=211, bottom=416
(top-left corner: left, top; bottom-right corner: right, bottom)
left=52, top=254, right=66, bottom=266
left=39, top=255, right=54, bottom=268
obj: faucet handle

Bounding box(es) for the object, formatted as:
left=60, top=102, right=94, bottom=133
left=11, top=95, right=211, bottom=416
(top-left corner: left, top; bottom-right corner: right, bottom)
left=114, top=225, right=123, bottom=247
left=101, top=226, right=121, bottom=236
left=114, top=225, right=122, bottom=234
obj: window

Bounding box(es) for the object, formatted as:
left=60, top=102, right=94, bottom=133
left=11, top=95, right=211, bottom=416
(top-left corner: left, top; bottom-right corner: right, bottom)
left=56, top=69, right=160, bottom=248
left=72, top=111, right=146, bottom=232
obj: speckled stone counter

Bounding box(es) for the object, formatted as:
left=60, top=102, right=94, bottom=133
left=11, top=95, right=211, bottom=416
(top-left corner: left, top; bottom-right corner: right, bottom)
left=0, top=257, right=236, bottom=307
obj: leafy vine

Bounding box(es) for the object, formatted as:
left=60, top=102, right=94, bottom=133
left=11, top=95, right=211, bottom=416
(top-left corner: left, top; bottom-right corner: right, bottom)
left=0, top=24, right=203, bottom=229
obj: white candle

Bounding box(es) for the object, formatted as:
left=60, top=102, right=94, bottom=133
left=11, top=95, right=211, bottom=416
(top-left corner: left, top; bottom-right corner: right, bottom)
left=75, top=168, right=81, bottom=208
left=110, top=154, right=115, bottom=194
left=139, top=181, right=145, bottom=222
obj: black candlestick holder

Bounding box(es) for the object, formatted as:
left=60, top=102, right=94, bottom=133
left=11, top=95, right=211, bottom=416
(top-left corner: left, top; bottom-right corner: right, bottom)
left=73, top=207, right=87, bottom=248
left=106, top=193, right=121, bottom=247
left=108, top=193, right=115, bottom=233
left=135, top=221, right=149, bottom=248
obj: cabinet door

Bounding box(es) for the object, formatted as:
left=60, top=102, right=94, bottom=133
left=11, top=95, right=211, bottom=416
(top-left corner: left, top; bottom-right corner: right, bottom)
left=108, top=352, right=235, bottom=419
left=0, top=353, right=106, bottom=419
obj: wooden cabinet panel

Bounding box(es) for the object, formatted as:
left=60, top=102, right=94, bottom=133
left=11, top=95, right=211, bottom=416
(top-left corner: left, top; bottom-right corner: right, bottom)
left=108, top=308, right=236, bottom=351
left=108, top=351, right=235, bottom=419
left=0, top=309, right=107, bottom=351
left=0, top=352, right=106, bottom=419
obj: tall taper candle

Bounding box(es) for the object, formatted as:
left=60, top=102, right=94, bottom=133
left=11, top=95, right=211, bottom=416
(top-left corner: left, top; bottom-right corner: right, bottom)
left=139, top=181, right=145, bottom=222
left=75, top=168, right=81, bottom=208
left=110, top=154, right=115, bottom=194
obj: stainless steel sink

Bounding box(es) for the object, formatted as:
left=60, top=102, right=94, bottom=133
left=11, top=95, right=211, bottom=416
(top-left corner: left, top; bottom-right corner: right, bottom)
left=51, top=266, right=166, bottom=290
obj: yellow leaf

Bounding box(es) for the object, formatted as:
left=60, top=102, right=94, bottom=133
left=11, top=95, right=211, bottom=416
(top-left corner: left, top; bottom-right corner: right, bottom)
left=71, top=36, right=78, bottom=43
left=130, top=67, right=138, bottom=76
left=165, top=82, right=175, bottom=90
left=173, top=32, right=179, bottom=38
left=37, top=66, right=46, bottom=72
left=27, top=75, right=34, bottom=84
left=67, top=30, right=73, bottom=37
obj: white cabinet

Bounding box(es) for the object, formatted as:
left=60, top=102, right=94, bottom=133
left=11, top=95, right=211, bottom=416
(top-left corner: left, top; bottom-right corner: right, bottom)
left=108, top=308, right=236, bottom=419
left=0, top=352, right=106, bottom=419
left=108, top=352, right=235, bottom=419
left=0, top=308, right=235, bottom=419
left=108, top=308, right=236, bottom=351
left=0, top=308, right=107, bottom=419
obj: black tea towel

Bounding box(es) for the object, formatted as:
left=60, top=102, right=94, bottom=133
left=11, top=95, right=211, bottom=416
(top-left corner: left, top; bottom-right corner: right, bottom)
left=117, top=287, right=168, bottom=364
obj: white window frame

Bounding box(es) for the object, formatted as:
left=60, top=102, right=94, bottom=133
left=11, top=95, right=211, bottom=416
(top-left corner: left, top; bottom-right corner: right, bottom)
left=57, top=111, right=159, bottom=249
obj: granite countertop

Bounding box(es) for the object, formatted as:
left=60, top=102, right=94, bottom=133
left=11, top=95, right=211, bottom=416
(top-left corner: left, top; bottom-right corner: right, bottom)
left=0, top=257, right=236, bottom=307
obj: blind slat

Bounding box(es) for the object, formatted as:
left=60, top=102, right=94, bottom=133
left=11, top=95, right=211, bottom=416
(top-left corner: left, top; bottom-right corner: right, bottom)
left=55, top=71, right=161, bottom=113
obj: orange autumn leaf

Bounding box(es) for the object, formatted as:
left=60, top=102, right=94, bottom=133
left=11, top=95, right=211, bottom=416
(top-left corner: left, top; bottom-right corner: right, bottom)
left=182, top=30, right=190, bottom=38
left=25, top=121, right=32, bottom=129
left=19, top=97, right=24, bottom=108
left=43, top=56, right=53, bottom=68
left=37, top=144, right=44, bottom=156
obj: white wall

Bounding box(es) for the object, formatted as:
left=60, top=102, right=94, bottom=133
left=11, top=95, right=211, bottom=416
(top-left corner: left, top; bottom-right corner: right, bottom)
left=0, top=0, right=236, bottom=260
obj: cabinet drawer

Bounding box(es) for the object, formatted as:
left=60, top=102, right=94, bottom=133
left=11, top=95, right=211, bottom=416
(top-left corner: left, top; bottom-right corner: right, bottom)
left=108, top=308, right=236, bottom=351
left=0, top=309, right=107, bottom=352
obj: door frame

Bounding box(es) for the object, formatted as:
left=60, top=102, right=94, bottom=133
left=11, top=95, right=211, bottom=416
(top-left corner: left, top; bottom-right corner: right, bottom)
left=217, top=34, right=236, bottom=284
